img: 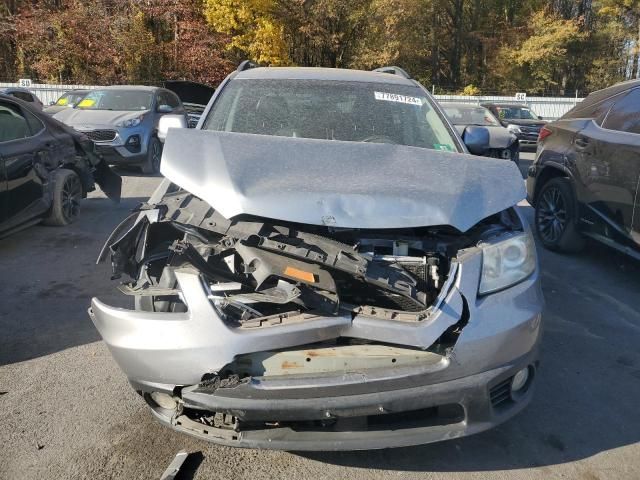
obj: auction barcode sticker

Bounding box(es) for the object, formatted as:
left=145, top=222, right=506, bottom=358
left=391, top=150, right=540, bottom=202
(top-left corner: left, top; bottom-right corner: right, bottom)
left=374, top=92, right=423, bottom=106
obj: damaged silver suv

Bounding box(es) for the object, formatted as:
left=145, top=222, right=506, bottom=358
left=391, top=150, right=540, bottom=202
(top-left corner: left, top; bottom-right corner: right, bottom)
left=90, top=64, right=543, bottom=451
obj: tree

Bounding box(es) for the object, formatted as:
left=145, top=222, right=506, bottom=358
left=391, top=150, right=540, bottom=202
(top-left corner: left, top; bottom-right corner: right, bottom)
left=598, top=0, right=640, bottom=78
left=1, top=0, right=637, bottom=94
left=14, top=0, right=120, bottom=83
left=203, top=0, right=289, bottom=65
left=118, top=10, right=162, bottom=83
left=489, top=10, right=587, bottom=94
left=275, top=0, right=374, bottom=67
left=10, top=0, right=232, bottom=85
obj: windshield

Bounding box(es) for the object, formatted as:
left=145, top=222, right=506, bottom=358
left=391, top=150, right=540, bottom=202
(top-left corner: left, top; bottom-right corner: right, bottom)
left=77, top=90, right=152, bottom=111
left=495, top=106, right=539, bottom=120
left=204, top=79, right=458, bottom=152
left=443, top=105, right=500, bottom=126
left=56, top=91, right=87, bottom=107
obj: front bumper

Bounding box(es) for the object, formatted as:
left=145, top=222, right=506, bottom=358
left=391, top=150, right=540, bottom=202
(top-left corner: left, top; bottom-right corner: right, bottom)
left=148, top=356, right=538, bottom=450
left=76, top=126, right=150, bottom=165
left=95, top=145, right=147, bottom=165
left=90, top=236, right=544, bottom=449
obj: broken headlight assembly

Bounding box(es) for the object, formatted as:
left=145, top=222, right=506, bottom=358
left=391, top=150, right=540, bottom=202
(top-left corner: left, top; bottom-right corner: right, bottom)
left=479, top=231, right=536, bottom=295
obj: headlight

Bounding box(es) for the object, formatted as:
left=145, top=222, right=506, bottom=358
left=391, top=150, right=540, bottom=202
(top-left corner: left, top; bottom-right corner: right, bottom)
left=507, top=124, right=522, bottom=134
left=116, top=115, right=144, bottom=128
left=479, top=231, right=536, bottom=295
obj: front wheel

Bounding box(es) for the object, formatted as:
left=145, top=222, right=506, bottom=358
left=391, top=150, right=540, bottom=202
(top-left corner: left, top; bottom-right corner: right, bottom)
left=43, top=169, right=82, bottom=226
left=534, top=177, right=585, bottom=253
left=141, top=137, right=162, bottom=174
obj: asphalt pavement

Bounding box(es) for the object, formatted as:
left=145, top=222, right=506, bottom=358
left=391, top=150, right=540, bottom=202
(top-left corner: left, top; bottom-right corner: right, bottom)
left=1, top=153, right=639, bottom=479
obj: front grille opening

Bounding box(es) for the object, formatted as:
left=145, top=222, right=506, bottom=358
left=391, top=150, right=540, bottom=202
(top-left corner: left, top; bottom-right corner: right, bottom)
left=490, top=377, right=514, bottom=409
left=86, top=129, right=117, bottom=142
left=235, top=404, right=465, bottom=434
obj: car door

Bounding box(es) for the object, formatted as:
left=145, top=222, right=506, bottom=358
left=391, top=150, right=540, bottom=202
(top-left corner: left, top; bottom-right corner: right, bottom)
left=0, top=99, right=51, bottom=226
left=572, top=87, right=640, bottom=237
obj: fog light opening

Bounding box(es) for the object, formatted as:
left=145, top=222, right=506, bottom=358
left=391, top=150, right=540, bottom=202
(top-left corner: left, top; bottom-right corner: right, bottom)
left=511, top=367, right=530, bottom=393
left=125, top=134, right=142, bottom=153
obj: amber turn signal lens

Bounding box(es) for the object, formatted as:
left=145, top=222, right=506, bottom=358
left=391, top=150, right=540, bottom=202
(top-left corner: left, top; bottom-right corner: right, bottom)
left=284, top=266, right=316, bottom=283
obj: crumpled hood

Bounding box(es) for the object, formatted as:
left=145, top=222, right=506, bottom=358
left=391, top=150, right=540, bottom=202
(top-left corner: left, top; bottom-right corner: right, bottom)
left=53, top=108, right=148, bottom=128
left=161, top=129, right=525, bottom=232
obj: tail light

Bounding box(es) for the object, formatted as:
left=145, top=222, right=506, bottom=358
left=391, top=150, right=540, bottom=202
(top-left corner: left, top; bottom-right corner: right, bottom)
left=538, top=126, right=552, bottom=142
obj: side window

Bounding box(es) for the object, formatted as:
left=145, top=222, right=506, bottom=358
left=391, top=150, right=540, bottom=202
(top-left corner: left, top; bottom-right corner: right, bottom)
left=564, top=93, right=620, bottom=125
left=156, top=92, right=167, bottom=107
left=602, top=88, right=640, bottom=133
left=13, top=91, right=34, bottom=103
left=0, top=101, right=30, bottom=142
left=24, top=110, right=45, bottom=135
left=157, top=91, right=178, bottom=109
left=166, top=91, right=181, bottom=109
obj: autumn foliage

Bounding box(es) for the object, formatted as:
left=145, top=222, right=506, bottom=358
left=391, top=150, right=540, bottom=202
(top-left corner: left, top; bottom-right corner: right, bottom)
left=1, top=0, right=639, bottom=94
left=3, top=0, right=233, bottom=85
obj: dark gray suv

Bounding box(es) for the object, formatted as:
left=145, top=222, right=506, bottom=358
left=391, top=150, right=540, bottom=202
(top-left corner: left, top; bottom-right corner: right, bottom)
left=527, top=80, right=640, bottom=258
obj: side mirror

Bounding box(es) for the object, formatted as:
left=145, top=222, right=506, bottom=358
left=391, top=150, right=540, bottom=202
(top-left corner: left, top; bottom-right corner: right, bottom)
left=157, top=104, right=173, bottom=114
left=49, top=101, right=55, bottom=106
left=538, top=115, right=543, bottom=120
left=462, top=126, right=490, bottom=155
left=158, top=114, right=187, bottom=143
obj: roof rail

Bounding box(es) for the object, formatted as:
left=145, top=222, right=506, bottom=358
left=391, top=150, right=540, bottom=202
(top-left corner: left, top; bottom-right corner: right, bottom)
left=372, top=66, right=411, bottom=79
left=237, top=60, right=260, bottom=72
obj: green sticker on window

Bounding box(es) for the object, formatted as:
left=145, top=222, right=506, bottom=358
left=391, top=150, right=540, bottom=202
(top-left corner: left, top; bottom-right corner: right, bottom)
left=434, top=144, right=454, bottom=152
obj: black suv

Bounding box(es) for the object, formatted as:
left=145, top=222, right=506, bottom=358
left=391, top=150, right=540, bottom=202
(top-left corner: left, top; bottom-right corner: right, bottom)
left=482, top=102, right=546, bottom=149
left=526, top=80, right=640, bottom=259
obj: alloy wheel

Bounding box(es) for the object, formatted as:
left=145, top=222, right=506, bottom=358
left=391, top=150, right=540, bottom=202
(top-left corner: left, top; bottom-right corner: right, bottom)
left=62, top=174, right=82, bottom=222
left=537, top=186, right=568, bottom=243
left=151, top=140, right=162, bottom=173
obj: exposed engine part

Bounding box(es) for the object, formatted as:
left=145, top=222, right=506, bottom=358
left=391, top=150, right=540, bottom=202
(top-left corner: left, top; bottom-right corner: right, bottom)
left=107, top=191, right=521, bottom=324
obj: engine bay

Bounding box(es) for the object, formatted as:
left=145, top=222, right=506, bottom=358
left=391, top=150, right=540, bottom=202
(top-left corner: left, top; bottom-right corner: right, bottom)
left=107, top=188, right=521, bottom=326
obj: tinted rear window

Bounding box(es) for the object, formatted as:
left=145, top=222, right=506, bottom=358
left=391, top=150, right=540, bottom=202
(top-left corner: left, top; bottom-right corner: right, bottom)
left=601, top=88, right=640, bottom=133
left=562, top=92, right=622, bottom=125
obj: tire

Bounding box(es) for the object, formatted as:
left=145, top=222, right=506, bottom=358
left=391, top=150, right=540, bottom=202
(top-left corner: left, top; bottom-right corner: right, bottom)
left=43, top=169, right=83, bottom=226
left=141, top=136, right=162, bottom=174
left=534, top=177, right=585, bottom=253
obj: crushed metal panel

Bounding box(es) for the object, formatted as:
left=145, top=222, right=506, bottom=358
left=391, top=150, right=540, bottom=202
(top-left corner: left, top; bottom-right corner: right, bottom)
left=161, top=129, right=525, bottom=231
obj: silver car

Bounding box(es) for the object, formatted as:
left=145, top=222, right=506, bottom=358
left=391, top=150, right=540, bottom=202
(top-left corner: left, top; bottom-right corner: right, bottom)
left=54, top=86, right=187, bottom=174
left=90, top=65, right=543, bottom=451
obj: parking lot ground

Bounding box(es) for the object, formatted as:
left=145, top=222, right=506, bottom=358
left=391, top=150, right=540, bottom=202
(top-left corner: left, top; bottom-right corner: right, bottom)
left=1, top=156, right=640, bottom=480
